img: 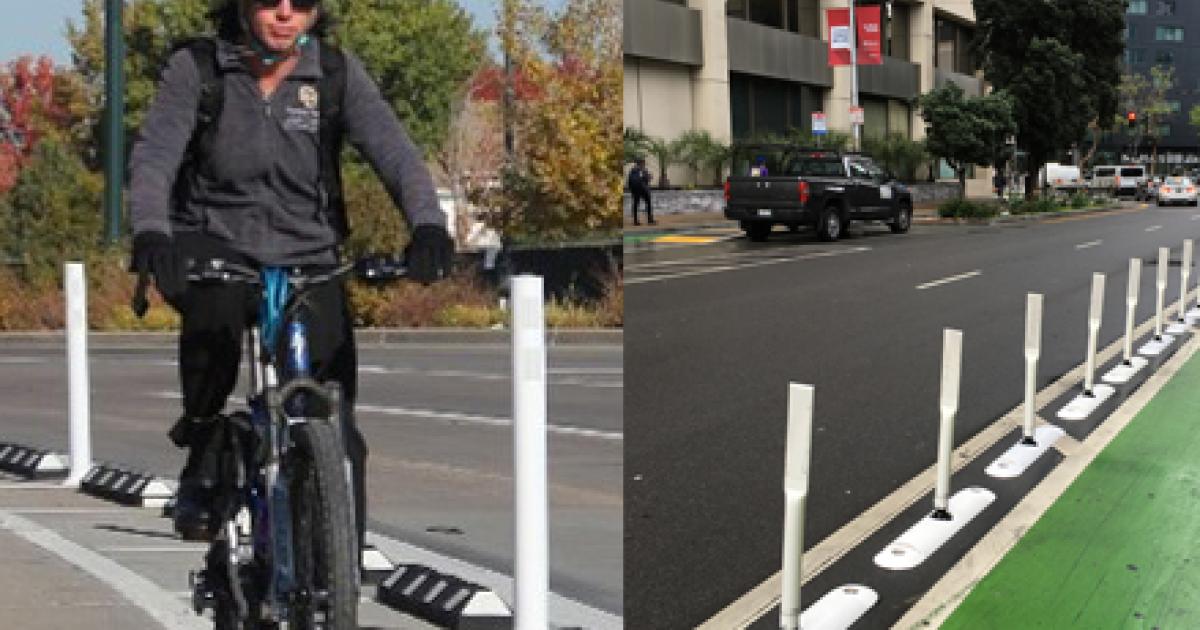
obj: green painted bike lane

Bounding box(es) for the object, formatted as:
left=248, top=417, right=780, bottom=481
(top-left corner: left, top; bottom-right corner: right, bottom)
left=943, top=351, right=1200, bottom=629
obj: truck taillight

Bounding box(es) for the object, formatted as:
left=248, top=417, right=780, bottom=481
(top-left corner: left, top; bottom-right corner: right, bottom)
left=798, top=181, right=810, bottom=205
left=724, top=180, right=731, bottom=202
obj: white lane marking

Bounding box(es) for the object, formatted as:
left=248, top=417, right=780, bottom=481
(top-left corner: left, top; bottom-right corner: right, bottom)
left=1191, top=215, right=1200, bottom=220
left=355, top=404, right=623, bottom=441
left=915, top=270, right=982, bottom=290
left=1146, top=225, right=1163, bottom=232
left=358, top=365, right=621, bottom=389
left=0, top=356, right=46, bottom=364
left=0, top=509, right=209, bottom=630
left=628, top=247, right=872, bottom=285
left=1075, top=239, right=1103, bottom=250
left=368, top=531, right=622, bottom=629
left=154, top=393, right=622, bottom=441
left=5, top=507, right=131, bottom=514
left=100, top=546, right=207, bottom=553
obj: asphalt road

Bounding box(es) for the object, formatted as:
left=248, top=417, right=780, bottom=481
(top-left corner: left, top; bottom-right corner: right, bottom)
left=0, top=340, right=623, bottom=619
left=625, top=204, right=1200, bottom=628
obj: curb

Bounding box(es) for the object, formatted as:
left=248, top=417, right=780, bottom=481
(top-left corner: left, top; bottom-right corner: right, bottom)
left=0, top=328, right=622, bottom=347
left=376, top=563, right=514, bottom=629
left=917, top=204, right=1128, bottom=226
left=0, top=442, right=68, bottom=479
left=80, top=463, right=175, bottom=508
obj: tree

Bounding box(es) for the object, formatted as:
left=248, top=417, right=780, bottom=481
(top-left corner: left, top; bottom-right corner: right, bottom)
left=919, top=83, right=1015, bottom=199
left=623, top=126, right=650, bottom=164
left=474, top=0, right=621, bottom=240
left=973, top=0, right=1125, bottom=198
left=1191, top=103, right=1200, bottom=141
left=1118, top=66, right=1175, bottom=175
left=862, top=133, right=928, bottom=183
left=0, top=56, right=90, bottom=191
left=674, top=130, right=729, bottom=187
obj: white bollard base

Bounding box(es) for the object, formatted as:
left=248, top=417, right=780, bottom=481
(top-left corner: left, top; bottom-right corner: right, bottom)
left=1139, top=334, right=1176, bottom=356
left=1166, top=320, right=1191, bottom=335
left=1102, top=356, right=1149, bottom=384
left=874, top=487, right=996, bottom=571
left=985, top=426, right=1066, bottom=479
left=795, top=584, right=878, bottom=630
left=1186, top=307, right=1200, bottom=323
left=1056, top=384, right=1116, bottom=421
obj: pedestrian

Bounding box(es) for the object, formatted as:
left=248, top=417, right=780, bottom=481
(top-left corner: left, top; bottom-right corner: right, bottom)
left=993, top=169, right=1006, bottom=200
left=628, top=157, right=655, bottom=225
left=751, top=155, right=769, bottom=177
left=128, top=0, right=453, bottom=550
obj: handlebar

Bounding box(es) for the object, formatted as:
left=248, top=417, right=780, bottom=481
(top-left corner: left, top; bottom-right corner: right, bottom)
left=130, top=254, right=408, bottom=318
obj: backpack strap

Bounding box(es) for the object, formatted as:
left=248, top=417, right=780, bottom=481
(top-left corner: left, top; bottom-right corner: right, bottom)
left=317, top=40, right=348, bottom=238
left=177, top=37, right=223, bottom=175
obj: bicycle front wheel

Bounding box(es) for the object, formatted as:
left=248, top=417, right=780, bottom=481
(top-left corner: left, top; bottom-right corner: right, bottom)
left=288, top=419, right=359, bottom=630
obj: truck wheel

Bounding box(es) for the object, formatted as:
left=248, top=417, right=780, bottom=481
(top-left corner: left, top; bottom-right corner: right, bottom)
left=745, top=223, right=771, bottom=242
left=889, top=204, right=912, bottom=234
left=816, top=206, right=843, bottom=242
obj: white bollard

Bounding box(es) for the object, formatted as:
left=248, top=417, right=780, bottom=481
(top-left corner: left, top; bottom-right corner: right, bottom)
left=1124, top=258, right=1141, bottom=363
left=1084, top=273, right=1105, bottom=395
left=780, top=384, right=814, bottom=630
left=511, top=275, right=547, bottom=630
left=933, top=329, right=962, bottom=519
left=1022, top=294, right=1042, bottom=444
left=1180, top=240, right=1192, bottom=321
left=1155, top=247, right=1168, bottom=339
left=63, top=263, right=91, bottom=488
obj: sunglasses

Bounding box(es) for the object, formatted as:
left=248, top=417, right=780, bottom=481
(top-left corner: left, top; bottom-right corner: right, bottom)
left=253, top=0, right=320, bottom=9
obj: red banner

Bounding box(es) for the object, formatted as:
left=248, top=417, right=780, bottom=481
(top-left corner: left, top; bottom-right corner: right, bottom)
left=827, top=7, right=883, bottom=66
left=857, top=5, right=882, bottom=65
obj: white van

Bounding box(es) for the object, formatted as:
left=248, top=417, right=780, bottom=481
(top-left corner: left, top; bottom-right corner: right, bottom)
left=1115, top=165, right=1147, bottom=196
left=1039, top=163, right=1082, bottom=190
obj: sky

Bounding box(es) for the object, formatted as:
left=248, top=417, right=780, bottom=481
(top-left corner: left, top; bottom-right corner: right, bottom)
left=0, top=0, right=566, bottom=67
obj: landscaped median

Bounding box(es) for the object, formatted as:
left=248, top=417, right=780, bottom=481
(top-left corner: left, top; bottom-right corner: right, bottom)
left=0, top=253, right=622, bottom=331
left=940, top=345, right=1200, bottom=629
left=933, top=192, right=1124, bottom=223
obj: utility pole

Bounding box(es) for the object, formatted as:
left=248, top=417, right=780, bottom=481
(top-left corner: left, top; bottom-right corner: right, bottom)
left=104, top=0, right=125, bottom=244
left=502, top=0, right=515, bottom=159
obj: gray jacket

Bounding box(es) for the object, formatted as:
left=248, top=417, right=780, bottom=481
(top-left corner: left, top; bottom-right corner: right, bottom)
left=130, top=37, right=445, bottom=265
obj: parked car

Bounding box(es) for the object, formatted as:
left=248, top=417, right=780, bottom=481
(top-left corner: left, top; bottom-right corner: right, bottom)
left=1090, top=164, right=1147, bottom=197
left=724, top=144, right=913, bottom=242
left=1156, top=177, right=1198, bottom=206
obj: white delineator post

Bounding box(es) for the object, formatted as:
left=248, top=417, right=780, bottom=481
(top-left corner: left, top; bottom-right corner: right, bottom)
left=1084, top=273, right=1105, bottom=395
left=1124, top=258, right=1141, bottom=363
left=780, top=384, right=814, bottom=630
left=511, top=275, right=547, bottom=630
left=63, top=262, right=92, bottom=487
left=1179, top=240, right=1192, bottom=320
left=1022, top=294, right=1043, bottom=444
left=1155, top=247, right=1168, bottom=339
left=933, top=329, right=962, bottom=520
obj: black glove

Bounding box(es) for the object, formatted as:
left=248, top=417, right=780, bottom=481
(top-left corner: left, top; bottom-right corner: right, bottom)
left=131, top=231, right=187, bottom=306
left=405, top=224, right=453, bottom=285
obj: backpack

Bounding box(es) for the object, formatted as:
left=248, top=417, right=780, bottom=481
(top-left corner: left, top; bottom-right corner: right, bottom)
left=171, top=37, right=350, bottom=237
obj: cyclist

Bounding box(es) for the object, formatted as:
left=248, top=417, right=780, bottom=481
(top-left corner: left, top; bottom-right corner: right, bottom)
left=128, top=0, right=453, bottom=551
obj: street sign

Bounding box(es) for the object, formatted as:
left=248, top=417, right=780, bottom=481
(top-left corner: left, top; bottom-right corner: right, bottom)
left=812, top=112, right=827, bottom=135
left=849, top=106, right=864, bottom=125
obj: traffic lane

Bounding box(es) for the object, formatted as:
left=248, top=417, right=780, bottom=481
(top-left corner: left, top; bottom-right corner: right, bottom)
left=624, top=208, right=1200, bottom=627
left=0, top=344, right=623, bottom=611
left=360, top=420, right=622, bottom=614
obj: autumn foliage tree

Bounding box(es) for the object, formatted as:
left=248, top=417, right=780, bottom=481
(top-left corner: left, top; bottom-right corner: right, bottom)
left=474, top=0, right=622, bottom=241
left=0, top=56, right=87, bottom=192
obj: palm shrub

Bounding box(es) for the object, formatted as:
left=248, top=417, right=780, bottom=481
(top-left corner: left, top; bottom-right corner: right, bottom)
left=624, top=127, right=651, bottom=164
left=645, top=135, right=682, bottom=188
left=863, top=133, right=929, bottom=182
left=675, top=130, right=729, bottom=186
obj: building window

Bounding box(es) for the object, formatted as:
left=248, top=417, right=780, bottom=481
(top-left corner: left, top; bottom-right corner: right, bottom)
left=727, top=0, right=747, bottom=19
left=1158, top=124, right=1171, bottom=137
left=1155, top=26, right=1184, bottom=42
left=1128, top=0, right=1147, bottom=14
left=1126, top=48, right=1145, bottom=64
left=1155, top=50, right=1175, bottom=65
left=1155, top=0, right=1175, bottom=16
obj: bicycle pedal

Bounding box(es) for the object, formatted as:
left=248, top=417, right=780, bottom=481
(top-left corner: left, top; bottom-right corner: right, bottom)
left=189, top=570, right=215, bottom=614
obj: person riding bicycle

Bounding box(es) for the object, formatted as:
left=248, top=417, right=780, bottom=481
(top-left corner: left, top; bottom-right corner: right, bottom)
left=128, top=0, right=452, bottom=549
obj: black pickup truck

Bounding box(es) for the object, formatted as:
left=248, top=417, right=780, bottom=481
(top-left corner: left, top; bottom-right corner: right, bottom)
left=724, top=145, right=914, bottom=242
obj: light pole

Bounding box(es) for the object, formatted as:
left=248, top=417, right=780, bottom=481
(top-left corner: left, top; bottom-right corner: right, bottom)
left=103, top=0, right=125, bottom=245
left=849, top=0, right=860, bottom=151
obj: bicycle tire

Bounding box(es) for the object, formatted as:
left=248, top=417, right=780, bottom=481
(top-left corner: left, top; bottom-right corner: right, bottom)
left=288, top=419, right=359, bottom=630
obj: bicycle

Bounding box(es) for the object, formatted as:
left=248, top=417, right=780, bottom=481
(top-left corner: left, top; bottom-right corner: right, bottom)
left=134, top=254, right=406, bottom=629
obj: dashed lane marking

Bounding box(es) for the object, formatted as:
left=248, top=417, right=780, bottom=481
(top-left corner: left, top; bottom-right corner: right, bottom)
left=915, top=270, right=982, bottom=290
left=1146, top=224, right=1163, bottom=232
left=653, top=235, right=721, bottom=244
left=1075, top=240, right=1103, bottom=250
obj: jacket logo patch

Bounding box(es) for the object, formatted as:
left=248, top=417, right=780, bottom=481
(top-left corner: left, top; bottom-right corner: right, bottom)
left=298, top=85, right=319, bottom=110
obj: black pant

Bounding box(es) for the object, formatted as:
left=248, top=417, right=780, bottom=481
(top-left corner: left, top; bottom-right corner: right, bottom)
left=173, top=232, right=368, bottom=552
left=631, top=188, right=653, bottom=224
